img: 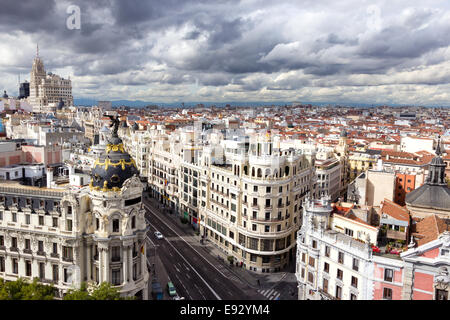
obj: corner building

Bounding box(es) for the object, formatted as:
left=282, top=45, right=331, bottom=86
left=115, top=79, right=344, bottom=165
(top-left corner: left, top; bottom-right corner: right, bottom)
left=0, top=124, right=148, bottom=299
left=199, top=131, right=316, bottom=272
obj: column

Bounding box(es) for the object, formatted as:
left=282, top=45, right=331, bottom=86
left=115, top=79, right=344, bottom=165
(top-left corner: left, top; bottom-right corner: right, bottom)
left=86, top=244, right=92, bottom=281
left=104, top=248, right=109, bottom=283
left=140, top=242, right=146, bottom=280
left=98, top=248, right=104, bottom=283
left=122, top=245, right=128, bottom=284
left=128, top=245, right=133, bottom=282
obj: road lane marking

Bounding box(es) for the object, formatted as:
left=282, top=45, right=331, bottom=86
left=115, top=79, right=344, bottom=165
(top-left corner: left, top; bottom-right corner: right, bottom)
left=144, top=204, right=228, bottom=279
left=147, top=220, right=222, bottom=300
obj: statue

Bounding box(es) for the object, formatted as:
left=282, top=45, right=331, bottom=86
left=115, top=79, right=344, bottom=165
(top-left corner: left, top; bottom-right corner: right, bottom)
left=107, top=115, right=120, bottom=137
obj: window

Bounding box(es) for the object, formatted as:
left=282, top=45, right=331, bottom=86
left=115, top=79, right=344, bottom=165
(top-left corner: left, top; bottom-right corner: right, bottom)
left=25, top=214, right=31, bottom=224
left=435, top=289, right=448, bottom=300
left=112, top=246, right=121, bottom=262
left=309, top=257, right=315, bottom=267
left=0, top=236, right=3, bottom=246
left=112, top=269, right=121, bottom=285
left=384, top=268, right=393, bottom=282
left=308, top=272, right=314, bottom=284
left=323, top=278, right=328, bottom=293
left=0, top=256, right=4, bottom=272
left=12, top=212, right=17, bottom=222
left=253, top=186, right=258, bottom=192
left=350, top=293, right=357, bottom=300
left=351, top=276, right=358, bottom=288
left=64, top=268, right=69, bottom=283
left=383, top=287, right=392, bottom=300
left=252, top=224, right=257, bottom=231
left=301, top=253, right=306, bottom=263
left=337, top=269, right=343, bottom=280
left=38, top=241, right=44, bottom=253
left=323, top=262, right=329, bottom=273
left=39, top=262, right=45, bottom=279
left=53, top=243, right=58, bottom=254
left=25, top=239, right=31, bottom=250
left=52, top=217, right=58, bottom=227
left=345, top=228, right=353, bottom=237
left=53, top=265, right=59, bottom=281
left=266, top=187, right=271, bottom=193
left=338, top=251, right=344, bottom=264
left=301, top=268, right=305, bottom=279
left=66, top=219, right=72, bottom=231
left=353, top=258, right=359, bottom=271
left=96, top=218, right=99, bottom=230
left=335, top=285, right=342, bottom=300
left=113, top=219, right=120, bottom=232
left=325, top=246, right=330, bottom=257
left=12, top=258, right=18, bottom=274
left=26, top=260, right=32, bottom=277
left=312, top=240, right=317, bottom=249
left=11, top=237, right=17, bottom=249
left=39, top=215, right=44, bottom=226
left=63, top=246, right=73, bottom=261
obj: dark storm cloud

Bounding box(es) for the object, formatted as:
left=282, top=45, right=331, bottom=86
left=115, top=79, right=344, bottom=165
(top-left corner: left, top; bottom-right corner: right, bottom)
left=2, top=1, right=450, bottom=104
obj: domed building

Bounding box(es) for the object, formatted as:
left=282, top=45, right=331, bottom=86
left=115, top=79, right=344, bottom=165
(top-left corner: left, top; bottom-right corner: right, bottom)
left=0, top=116, right=149, bottom=299
left=84, top=116, right=149, bottom=298
left=406, top=137, right=450, bottom=218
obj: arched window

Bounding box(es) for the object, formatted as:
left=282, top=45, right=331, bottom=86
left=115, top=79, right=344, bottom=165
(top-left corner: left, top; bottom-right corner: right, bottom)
left=244, top=166, right=248, bottom=175
left=252, top=167, right=255, bottom=177
left=274, top=169, right=278, bottom=178
left=257, top=168, right=262, bottom=178
left=285, top=166, right=290, bottom=176
left=265, top=168, right=271, bottom=178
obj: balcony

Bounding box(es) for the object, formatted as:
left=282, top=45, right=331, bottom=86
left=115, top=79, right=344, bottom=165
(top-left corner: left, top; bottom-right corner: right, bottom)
left=50, top=253, right=59, bottom=258
left=62, top=256, right=73, bottom=262
left=23, top=249, right=33, bottom=254
left=37, top=251, right=46, bottom=257
left=111, top=256, right=121, bottom=263
left=10, top=247, right=18, bottom=252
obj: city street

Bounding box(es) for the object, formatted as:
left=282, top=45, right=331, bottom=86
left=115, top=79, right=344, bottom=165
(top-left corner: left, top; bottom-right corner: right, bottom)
left=143, top=196, right=259, bottom=300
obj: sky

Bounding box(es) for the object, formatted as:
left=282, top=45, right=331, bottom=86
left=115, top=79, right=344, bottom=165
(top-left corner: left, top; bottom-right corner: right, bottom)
left=1, top=0, right=450, bottom=105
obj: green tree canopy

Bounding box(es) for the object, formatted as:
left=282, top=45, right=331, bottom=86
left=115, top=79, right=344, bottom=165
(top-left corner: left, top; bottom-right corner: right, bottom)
left=0, top=278, right=55, bottom=300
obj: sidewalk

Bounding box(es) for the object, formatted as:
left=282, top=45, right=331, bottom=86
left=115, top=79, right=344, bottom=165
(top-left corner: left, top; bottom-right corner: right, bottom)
left=146, top=195, right=292, bottom=291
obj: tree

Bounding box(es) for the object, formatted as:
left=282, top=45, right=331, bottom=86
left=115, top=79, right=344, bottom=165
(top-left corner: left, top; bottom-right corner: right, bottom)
left=0, top=278, right=55, bottom=300
left=63, top=282, right=92, bottom=300
left=63, top=282, right=133, bottom=300
left=90, top=282, right=123, bottom=300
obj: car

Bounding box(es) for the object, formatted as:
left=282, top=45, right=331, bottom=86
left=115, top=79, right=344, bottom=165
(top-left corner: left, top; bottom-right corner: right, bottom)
left=167, top=281, right=177, bottom=297
left=154, top=231, right=164, bottom=239
left=173, top=295, right=185, bottom=300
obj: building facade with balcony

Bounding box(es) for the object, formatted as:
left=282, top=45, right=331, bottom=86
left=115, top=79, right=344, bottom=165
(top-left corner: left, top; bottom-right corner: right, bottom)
left=199, top=131, right=316, bottom=273
left=296, top=195, right=375, bottom=300
left=0, top=124, right=149, bottom=299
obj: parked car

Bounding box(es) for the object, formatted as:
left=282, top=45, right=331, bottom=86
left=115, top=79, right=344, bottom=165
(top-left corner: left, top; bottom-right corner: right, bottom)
left=154, top=231, right=164, bottom=239
left=173, top=295, right=185, bottom=300
left=167, top=281, right=177, bottom=297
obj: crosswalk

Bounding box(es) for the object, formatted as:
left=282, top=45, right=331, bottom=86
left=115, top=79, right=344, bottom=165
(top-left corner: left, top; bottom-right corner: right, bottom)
left=258, top=288, right=281, bottom=300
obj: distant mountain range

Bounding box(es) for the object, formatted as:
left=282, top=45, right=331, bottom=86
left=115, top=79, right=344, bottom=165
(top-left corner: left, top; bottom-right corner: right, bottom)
left=74, top=98, right=449, bottom=108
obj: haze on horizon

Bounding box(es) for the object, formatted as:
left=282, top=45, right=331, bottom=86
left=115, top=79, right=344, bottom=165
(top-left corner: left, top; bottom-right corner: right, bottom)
left=1, top=0, right=450, bottom=106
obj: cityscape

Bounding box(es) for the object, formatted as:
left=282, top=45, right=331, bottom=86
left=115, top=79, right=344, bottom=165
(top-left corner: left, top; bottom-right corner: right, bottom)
left=0, top=0, right=449, bottom=312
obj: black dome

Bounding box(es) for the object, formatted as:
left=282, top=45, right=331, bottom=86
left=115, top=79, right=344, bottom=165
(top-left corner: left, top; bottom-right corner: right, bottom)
left=90, top=136, right=139, bottom=192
